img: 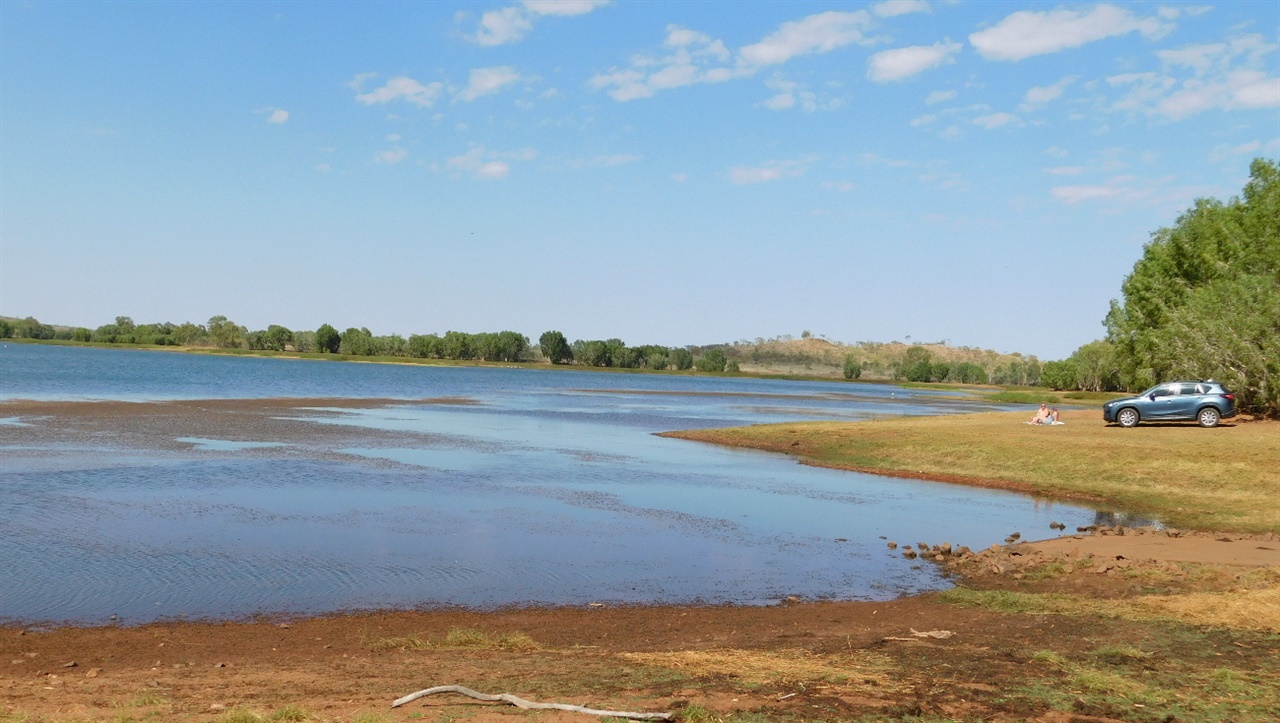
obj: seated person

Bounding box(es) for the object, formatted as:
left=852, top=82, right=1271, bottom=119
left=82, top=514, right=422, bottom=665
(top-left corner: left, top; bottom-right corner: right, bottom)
left=1030, top=403, right=1051, bottom=424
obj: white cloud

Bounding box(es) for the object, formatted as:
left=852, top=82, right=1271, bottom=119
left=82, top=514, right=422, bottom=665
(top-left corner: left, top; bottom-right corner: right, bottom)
left=821, top=180, right=855, bottom=192
left=970, top=5, right=1172, bottom=61
left=867, top=40, right=962, bottom=82
left=925, top=89, right=956, bottom=104
left=1045, top=166, right=1084, bottom=175
left=1207, top=140, right=1265, bottom=163
left=472, top=0, right=607, bottom=46
left=760, top=76, right=838, bottom=112
left=475, top=7, right=532, bottom=46
left=353, top=75, right=444, bottom=107
left=589, top=28, right=738, bottom=101
left=444, top=145, right=536, bottom=179
left=728, top=156, right=817, bottom=184
left=374, top=147, right=407, bottom=165
left=254, top=106, right=289, bottom=124
left=671, top=172, right=688, bottom=183
left=910, top=113, right=937, bottom=126
left=738, top=11, right=873, bottom=68
left=566, top=154, right=642, bottom=168
left=1044, top=146, right=1070, bottom=159
left=315, top=163, right=331, bottom=173
left=523, top=0, right=608, bottom=15
left=459, top=66, right=522, bottom=101
left=972, top=112, right=1021, bottom=129
left=591, top=10, right=874, bottom=102
left=385, top=133, right=401, bottom=142
left=1109, top=34, right=1280, bottom=119
left=1020, top=76, right=1077, bottom=110
left=873, top=0, right=930, bottom=18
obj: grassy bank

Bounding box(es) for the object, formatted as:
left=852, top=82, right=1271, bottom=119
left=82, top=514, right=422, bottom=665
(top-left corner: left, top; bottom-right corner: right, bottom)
left=664, top=410, right=1280, bottom=533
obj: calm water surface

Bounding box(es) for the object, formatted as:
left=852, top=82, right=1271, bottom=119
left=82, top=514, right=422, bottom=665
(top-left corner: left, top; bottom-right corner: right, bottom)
left=1, top=344, right=1109, bottom=624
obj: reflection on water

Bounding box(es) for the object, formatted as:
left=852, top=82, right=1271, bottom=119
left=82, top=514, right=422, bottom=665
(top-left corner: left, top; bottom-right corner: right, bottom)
left=0, top=344, right=1114, bottom=625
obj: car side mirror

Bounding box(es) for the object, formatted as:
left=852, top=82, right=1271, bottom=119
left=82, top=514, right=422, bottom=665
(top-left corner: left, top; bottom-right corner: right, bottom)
left=1149, top=393, right=1157, bottom=401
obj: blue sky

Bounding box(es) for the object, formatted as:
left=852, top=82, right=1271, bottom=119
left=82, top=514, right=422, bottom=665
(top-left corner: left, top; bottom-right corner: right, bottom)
left=2, top=1, right=1276, bottom=359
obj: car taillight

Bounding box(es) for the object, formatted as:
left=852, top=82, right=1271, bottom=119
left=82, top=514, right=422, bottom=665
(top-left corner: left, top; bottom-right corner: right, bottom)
left=1220, top=394, right=1234, bottom=400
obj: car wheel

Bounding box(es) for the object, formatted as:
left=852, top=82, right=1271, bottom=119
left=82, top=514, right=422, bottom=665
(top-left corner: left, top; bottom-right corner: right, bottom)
left=1117, top=407, right=1140, bottom=428
left=1198, top=407, right=1220, bottom=428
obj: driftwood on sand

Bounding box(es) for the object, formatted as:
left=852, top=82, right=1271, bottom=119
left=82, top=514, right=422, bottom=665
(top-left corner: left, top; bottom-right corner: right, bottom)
left=392, top=684, right=674, bottom=720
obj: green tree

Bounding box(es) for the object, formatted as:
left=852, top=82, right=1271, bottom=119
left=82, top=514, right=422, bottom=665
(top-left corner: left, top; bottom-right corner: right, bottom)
left=539, top=330, right=572, bottom=364
left=340, top=327, right=376, bottom=355
left=695, top=348, right=727, bottom=372
left=843, top=354, right=862, bottom=380
left=408, top=334, right=442, bottom=358
left=1105, top=158, right=1279, bottom=414
left=315, top=324, right=340, bottom=353
left=72, top=327, right=92, bottom=342
left=441, top=331, right=473, bottom=360
left=207, top=315, right=244, bottom=348
left=262, top=325, right=293, bottom=352
left=670, top=348, right=694, bottom=370
left=0, top=319, right=11, bottom=338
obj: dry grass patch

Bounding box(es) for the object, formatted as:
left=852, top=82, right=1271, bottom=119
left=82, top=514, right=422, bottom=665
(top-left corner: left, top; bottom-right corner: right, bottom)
left=1127, top=580, right=1280, bottom=631
left=367, top=628, right=539, bottom=652
left=664, top=412, right=1280, bottom=532
left=619, top=648, right=902, bottom=696
left=942, top=572, right=1280, bottom=631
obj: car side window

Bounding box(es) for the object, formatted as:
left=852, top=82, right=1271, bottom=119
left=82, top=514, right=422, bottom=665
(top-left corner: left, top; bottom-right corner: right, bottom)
left=1152, top=385, right=1175, bottom=398
left=1180, top=383, right=1200, bottom=395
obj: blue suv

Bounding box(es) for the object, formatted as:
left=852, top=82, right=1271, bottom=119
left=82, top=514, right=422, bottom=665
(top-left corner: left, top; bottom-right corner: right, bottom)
left=1103, top=380, right=1237, bottom=428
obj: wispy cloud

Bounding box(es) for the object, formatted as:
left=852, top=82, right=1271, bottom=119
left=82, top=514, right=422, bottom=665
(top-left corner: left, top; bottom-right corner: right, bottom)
left=442, top=145, right=537, bottom=179
left=972, top=112, right=1021, bottom=129
left=255, top=106, right=289, bottom=124
left=351, top=75, right=444, bottom=107
left=924, top=89, right=956, bottom=105
left=1019, top=76, right=1077, bottom=111
left=588, top=24, right=734, bottom=101
left=458, top=66, right=522, bottom=102
left=970, top=4, right=1172, bottom=62
left=738, top=11, right=873, bottom=68
left=591, top=10, right=877, bottom=102
left=374, top=146, right=407, bottom=165
left=728, top=156, right=818, bottom=184
left=1107, top=34, right=1280, bottom=119
left=867, top=40, right=962, bottom=82
left=472, top=0, right=608, bottom=46
left=872, top=0, right=930, bottom=19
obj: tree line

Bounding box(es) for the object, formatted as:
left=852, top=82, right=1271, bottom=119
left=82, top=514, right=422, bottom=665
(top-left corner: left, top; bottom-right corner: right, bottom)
left=1043, top=158, right=1278, bottom=416
left=0, top=316, right=744, bottom=372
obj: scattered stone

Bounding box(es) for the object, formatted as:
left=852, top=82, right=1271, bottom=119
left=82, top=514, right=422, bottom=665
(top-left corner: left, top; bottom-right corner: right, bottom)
left=62, top=662, right=77, bottom=668
left=214, top=662, right=227, bottom=668
left=939, top=542, right=952, bottom=556
left=210, top=704, right=225, bottom=711
left=1166, top=528, right=1181, bottom=538
left=86, top=668, right=101, bottom=678
left=1049, top=521, right=1065, bottom=531
left=918, top=542, right=929, bottom=552
left=279, top=623, right=290, bottom=629
left=887, top=541, right=898, bottom=549
left=903, top=549, right=917, bottom=559
left=835, top=538, right=848, bottom=542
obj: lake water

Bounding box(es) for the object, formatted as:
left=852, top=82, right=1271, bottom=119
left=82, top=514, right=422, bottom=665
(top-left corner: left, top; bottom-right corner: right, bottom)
left=0, top=343, right=1108, bottom=625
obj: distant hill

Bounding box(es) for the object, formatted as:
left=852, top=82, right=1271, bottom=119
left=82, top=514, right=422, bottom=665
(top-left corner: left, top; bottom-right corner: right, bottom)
left=696, top=336, right=1039, bottom=382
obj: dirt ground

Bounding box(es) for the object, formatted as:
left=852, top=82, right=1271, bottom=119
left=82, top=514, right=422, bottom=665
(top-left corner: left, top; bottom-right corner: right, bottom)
left=4, top=528, right=1277, bottom=723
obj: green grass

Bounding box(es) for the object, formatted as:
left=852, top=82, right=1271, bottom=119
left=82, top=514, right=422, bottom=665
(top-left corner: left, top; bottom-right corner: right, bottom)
left=666, top=411, right=1280, bottom=532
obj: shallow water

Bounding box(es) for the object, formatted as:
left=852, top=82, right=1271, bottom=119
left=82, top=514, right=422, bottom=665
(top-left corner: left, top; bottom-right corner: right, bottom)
left=0, top=344, right=1114, bottom=624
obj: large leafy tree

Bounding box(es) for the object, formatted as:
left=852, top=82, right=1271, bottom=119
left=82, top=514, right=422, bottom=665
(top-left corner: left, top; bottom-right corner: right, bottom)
left=539, top=330, right=572, bottom=364
left=1105, top=158, right=1279, bottom=415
